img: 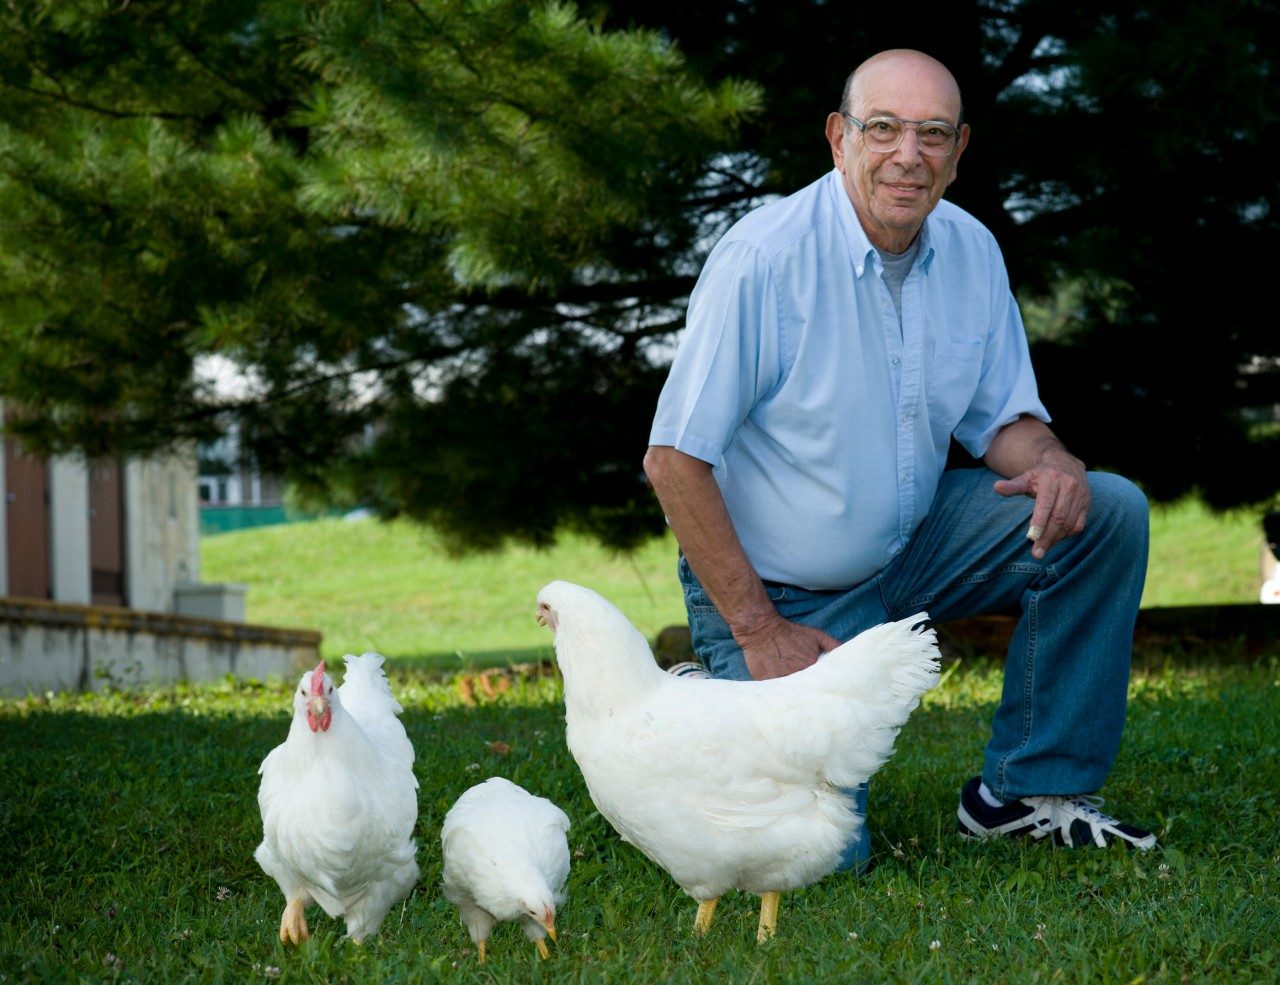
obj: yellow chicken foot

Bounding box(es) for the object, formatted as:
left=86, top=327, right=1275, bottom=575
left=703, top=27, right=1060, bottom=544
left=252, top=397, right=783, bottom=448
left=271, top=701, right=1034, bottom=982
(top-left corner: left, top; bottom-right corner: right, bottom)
left=279, top=898, right=310, bottom=945
left=535, top=938, right=550, bottom=959
left=694, top=898, right=719, bottom=935
left=477, top=940, right=487, bottom=963
left=757, top=891, right=781, bottom=943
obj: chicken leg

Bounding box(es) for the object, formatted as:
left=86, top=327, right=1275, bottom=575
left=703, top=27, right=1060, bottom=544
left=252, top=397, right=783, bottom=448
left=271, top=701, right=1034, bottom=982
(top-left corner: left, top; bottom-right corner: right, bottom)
left=477, top=940, right=487, bottom=963
left=279, top=898, right=310, bottom=945
left=756, top=891, right=780, bottom=943
left=694, top=898, right=719, bottom=935
left=535, top=939, right=550, bottom=959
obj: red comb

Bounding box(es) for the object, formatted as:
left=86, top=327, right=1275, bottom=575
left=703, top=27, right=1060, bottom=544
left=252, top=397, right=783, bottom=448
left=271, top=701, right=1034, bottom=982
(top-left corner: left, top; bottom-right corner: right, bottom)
left=309, top=661, right=326, bottom=695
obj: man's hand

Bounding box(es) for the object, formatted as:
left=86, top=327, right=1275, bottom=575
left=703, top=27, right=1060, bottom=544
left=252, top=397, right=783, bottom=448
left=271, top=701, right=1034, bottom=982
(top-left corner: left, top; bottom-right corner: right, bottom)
left=993, top=452, right=1090, bottom=559
left=734, top=613, right=842, bottom=681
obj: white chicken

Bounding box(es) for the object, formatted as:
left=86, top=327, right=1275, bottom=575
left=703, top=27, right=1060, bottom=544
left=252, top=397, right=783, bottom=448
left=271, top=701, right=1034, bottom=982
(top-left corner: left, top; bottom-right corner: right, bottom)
left=255, top=653, right=419, bottom=945
left=441, top=777, right=570, bottom=962
left=535, top=580, right=939, bottom=942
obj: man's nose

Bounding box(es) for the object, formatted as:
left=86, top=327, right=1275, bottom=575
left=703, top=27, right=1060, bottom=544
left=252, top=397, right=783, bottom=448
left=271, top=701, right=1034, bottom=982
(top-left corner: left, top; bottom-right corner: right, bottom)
left=889, top=127, right=924, bottom=164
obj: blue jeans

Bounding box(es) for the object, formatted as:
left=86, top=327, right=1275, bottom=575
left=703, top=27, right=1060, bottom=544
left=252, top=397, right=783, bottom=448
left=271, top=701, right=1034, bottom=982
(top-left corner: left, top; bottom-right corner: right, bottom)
left=679, top=468, right=1149, bottom=866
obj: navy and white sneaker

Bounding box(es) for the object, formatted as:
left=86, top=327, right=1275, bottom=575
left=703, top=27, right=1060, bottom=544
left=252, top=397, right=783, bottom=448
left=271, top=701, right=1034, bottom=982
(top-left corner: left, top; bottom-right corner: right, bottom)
left=956, top=776, right=1157, bottom=850
left=666, top=660, right=711, bottom=680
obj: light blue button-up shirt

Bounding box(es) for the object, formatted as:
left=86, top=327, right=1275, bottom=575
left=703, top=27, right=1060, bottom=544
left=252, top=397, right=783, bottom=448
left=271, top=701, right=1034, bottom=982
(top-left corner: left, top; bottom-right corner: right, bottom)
left=649, top=169, right=1048, bottom=590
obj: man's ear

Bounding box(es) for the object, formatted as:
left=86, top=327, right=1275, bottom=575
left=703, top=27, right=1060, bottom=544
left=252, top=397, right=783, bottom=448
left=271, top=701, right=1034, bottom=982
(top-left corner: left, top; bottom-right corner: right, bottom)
left=946, top=123, right=972, bottom=187
left=825, top=112, right=848, bottom=169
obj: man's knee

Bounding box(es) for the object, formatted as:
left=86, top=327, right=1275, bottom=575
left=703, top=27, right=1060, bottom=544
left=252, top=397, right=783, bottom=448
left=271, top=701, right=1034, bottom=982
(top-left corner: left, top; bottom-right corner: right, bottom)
left=1087, top=472, right=1149, bottom=535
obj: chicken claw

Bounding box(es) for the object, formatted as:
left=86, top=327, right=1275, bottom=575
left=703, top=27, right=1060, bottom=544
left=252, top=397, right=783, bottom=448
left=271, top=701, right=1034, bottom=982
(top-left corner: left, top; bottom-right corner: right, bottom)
left=694, top=898, right=719, bottom=935
left=757, top=891, right=780, bottom=943
left=279, top=898, right=310, bottom=945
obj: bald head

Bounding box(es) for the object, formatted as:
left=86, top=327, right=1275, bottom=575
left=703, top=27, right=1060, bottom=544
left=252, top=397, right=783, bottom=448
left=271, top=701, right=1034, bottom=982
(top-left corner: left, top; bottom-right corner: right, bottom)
left=840, top=50, right=963, bottom=125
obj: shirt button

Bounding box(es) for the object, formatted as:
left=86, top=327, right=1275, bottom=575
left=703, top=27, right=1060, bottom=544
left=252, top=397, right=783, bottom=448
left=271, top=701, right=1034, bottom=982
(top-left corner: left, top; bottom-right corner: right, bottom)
left=892, top=357, right=901, bottom=366
left=901, top=413, right=910, bottom=423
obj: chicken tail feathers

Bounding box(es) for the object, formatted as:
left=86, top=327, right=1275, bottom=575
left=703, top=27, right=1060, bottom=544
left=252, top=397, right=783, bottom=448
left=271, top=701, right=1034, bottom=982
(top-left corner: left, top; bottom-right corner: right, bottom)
left=339, top=652, right=417, bottom=778
left=340, top=652, right=402, bottom=712
left=779, top=612, right=940, bottom=789
left=879, top=615, right=941, bottom=711
left=812, top=613, right=940, bottom=711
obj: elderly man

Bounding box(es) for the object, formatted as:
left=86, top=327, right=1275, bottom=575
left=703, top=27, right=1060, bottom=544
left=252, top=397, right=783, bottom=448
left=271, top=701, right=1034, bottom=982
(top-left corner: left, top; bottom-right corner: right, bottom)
left=645, top=49, right=1155, bottom=866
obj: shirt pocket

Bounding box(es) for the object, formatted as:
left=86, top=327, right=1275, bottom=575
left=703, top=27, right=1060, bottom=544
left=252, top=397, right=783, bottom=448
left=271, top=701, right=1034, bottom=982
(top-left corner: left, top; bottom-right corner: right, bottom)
left=926, top=338, right=985, bottom=434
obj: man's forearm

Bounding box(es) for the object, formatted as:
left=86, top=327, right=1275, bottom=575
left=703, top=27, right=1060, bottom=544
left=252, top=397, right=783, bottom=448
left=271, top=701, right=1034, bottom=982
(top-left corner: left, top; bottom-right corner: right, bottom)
left=642, top=445, right=776, bottom=636
left=983, top=415, right=1083, bottom=480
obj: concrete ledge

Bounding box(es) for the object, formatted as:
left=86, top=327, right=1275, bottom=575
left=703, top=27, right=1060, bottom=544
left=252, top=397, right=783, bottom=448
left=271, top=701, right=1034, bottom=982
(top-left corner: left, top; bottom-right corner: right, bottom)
left=1, top=596, right=320, bottom=697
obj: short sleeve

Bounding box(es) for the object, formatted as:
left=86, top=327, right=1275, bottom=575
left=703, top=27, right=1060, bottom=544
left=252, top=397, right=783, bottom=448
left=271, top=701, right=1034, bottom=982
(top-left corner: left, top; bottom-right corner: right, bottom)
left=952, top=239, right=1050, bottom=457
left=648, top=239, right=782, bottom=464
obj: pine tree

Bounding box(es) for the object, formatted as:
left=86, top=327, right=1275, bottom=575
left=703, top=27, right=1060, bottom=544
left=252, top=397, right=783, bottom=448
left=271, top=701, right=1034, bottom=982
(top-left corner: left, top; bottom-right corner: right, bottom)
left=0, top=0, right=758, bottom=550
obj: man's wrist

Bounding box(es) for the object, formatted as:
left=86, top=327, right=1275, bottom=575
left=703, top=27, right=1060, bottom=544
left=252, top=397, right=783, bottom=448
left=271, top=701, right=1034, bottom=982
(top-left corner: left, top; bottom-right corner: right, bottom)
left=727, top=602, right=782, bottom=648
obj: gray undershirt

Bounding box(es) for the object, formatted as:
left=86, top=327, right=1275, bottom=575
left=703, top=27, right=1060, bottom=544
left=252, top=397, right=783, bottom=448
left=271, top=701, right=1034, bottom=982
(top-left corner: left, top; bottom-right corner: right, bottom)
left=876, top=236, right=922, bottom=328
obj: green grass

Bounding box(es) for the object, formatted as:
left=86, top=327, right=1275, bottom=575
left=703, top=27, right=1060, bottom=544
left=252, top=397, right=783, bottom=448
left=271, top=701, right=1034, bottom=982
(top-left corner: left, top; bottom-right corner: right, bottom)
left=1141, top=498, right=1266, bottom=607
left=200, top=518, right=691, bottom=670
left=3, top=496, right=1270, bottom=981
left=199, top=496, right=1270, bottom=669
left=2, top=654, right=1276, bottom=982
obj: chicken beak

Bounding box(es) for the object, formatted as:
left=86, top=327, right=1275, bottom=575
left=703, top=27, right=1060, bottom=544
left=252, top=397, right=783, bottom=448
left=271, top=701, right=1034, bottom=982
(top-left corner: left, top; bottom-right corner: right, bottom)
left=306, top=696, right=331, bottom=732
left=541, top=907, right=557, bottom=941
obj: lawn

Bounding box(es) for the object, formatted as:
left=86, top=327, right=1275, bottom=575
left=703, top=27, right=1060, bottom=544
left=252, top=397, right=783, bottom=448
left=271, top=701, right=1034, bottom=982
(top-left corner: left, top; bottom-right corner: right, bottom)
left=1, top=652, right=1275, bottom=982
left=2, top=495, right=1275, bottom=982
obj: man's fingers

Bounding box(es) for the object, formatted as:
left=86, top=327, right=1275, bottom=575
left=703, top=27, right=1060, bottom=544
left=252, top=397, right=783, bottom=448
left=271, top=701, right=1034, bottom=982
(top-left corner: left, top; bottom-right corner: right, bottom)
left=994, top=476, right=1031, bottom=498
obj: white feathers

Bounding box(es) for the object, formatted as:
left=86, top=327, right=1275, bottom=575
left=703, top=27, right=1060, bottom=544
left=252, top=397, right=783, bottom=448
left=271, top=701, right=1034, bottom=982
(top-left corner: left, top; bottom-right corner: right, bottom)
left=536, top=580, right=940, bottom=901
left=442, top=778, right=571, bottom=955
left=255, top=653, right=419, bottom=944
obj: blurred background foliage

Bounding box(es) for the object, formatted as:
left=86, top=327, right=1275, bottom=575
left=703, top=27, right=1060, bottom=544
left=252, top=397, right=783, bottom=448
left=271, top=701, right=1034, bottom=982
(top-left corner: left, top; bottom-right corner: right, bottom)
left=1, top=0, right=1276, bottom=551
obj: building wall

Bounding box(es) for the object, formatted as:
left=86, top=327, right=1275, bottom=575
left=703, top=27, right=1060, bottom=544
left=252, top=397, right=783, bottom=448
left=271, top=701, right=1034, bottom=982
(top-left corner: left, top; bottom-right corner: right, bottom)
left=3, top=394, right=201, bottom=615
left=49, top=457, right=91, bottom=604
left=0, top=432, right=7, bottom=597
left=125, top=452, right=201, bottom=613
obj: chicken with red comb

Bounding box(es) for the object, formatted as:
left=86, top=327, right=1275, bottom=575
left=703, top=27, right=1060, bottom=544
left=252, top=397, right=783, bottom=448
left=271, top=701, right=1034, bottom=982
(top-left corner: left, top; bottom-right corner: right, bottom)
left=255, top=654, right=419, bottom=944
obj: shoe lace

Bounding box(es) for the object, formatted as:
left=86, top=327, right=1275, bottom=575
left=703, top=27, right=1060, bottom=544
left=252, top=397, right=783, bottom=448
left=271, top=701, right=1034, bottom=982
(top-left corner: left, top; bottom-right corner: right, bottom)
left=1033, top=795, right=1117, bottom=832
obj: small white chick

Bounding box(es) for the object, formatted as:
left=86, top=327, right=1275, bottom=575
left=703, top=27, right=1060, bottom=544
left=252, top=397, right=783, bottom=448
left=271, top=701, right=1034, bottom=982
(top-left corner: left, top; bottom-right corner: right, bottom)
left=442, top=777, right=570, bottom=962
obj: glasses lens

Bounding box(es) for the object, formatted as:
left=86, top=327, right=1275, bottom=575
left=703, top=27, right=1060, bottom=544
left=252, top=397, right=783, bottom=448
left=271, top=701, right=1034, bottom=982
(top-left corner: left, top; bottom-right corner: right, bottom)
left=861, top=117, right=902, bottom=149
left=916, top=123, right=957, bottom=155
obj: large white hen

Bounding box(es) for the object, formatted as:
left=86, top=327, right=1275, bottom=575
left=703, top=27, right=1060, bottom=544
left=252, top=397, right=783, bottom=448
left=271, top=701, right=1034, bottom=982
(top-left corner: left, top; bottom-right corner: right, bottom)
left=535, top=580, right=939, bottom=942
left=442, top=777, right=570, bottom=962
left=255, top=653, right=419, bottom=945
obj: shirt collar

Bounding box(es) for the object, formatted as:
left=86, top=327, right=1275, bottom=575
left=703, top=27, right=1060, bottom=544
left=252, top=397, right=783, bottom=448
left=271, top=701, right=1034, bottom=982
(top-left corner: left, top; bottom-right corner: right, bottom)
left=825, top=168, right=936, bottom=278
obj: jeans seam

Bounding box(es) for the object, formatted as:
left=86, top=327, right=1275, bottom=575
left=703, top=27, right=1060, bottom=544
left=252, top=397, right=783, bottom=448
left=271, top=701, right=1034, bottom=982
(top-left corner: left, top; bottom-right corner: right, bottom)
left=898, top=562, right=1049, bottom=611
left=995, top=588, right=1038, bottom=796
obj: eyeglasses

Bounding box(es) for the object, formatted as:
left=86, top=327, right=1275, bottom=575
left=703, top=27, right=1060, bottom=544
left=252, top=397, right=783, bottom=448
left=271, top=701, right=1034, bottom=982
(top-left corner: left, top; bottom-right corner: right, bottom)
left=842, top=114, right=960, bottom=157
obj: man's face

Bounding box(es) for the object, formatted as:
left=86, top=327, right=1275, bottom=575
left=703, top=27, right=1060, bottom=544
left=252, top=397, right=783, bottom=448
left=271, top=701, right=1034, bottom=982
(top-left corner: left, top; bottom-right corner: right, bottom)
left=826, top=53, right=969, bottom=253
